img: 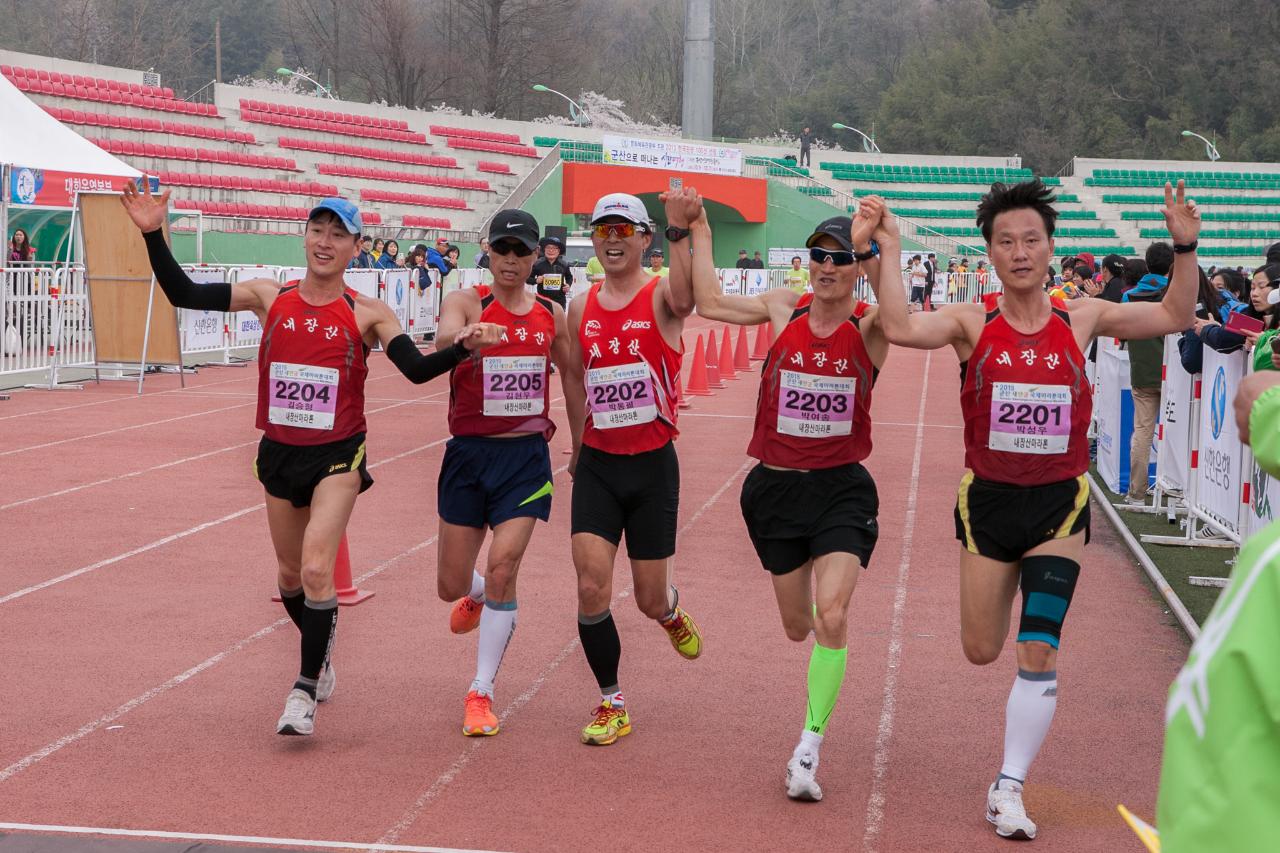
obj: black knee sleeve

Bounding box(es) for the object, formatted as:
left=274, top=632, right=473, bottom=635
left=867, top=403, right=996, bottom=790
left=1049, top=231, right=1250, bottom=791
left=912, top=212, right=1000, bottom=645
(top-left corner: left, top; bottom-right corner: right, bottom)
left=1017, top=555, right=1079, bottom=649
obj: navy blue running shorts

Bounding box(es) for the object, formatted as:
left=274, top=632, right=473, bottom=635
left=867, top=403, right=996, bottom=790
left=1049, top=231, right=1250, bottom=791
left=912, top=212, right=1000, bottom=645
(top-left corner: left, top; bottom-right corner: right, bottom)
left=438, top=433, right=553, bottom=528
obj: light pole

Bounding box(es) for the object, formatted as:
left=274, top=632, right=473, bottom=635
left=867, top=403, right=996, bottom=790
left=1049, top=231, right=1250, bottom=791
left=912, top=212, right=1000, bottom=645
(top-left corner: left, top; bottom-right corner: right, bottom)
left=276, top=67, right=336, bottom=100
left=1181, top=129, right=1221, bottom=162
left=532, top=84, right=589, bottom=126
left=832, top=122, right=881, bottom=154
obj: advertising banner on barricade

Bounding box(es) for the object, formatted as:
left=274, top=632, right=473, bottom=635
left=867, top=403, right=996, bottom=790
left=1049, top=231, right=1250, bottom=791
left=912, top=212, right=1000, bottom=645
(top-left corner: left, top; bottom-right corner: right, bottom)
left=1246, top=449, right=1280, bottom=538
left=381, top=269, right=412, bottom=331
left=1097, top=346, right=1134, bottom=494
left=744, top=269, right=769, bottom=295
left=410, top=269, right=440, bottom=338
left=1156, top=335, right=1194, bottom=494
left=227, top=266, right=280, bottom=349
left=1194, top=347, right=1246, bottom=539
left=719, top=269, right=742, bottom=296
left=179, top=267, right=226, bottom=354
left=343, top=269, right=380, bottom=300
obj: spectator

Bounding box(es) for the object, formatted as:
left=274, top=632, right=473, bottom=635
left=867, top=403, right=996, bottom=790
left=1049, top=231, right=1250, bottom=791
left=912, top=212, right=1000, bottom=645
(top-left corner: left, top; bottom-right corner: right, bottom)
left=645, top=248, right=668, bottom=278
left=1120, top=242, right=1173, bottom=505
left=374, top=239, right=400, bottom=270
left=426, top=239, right=450, bottom=276
left=975, top=259, right=990, bottom=288
left=750, top=251, right=766, bottom=269
left=1266, top=242, right=1280, bottom=265
left=349, top=235, right=374, bottom=269
left=371, top=238, right=385, bottom=262
left=798, top=126, right=814, bottom=168
left=735, top=249, right=751, bottom=269
left=1248, top=264, right=1280, bottom=371
left=923, top=252, right=937, bottom=310
left=1076, top=251, right=1096, bottom=281
left=1098, top=254, right=1130, bottom=302
left=1075, top=264, right=1102, bottom=297
left=474, top=237, right=490, bottom=268
left=530, top=236, right=573, bottom=309
left=446, top=245, right=461, bottom=271
left=8, top=228, right=32, bottom=263
left=907, top=254, right=926, bottom=306
left=946, top=259, right=960, bottom=300
left=1186, top=267, right=1254, bottom=361
left=785, top=255, right=809, bottom=294
left=585, top=253, right=605, bottom=283
left=1057, top=256, right=1077, bottom=285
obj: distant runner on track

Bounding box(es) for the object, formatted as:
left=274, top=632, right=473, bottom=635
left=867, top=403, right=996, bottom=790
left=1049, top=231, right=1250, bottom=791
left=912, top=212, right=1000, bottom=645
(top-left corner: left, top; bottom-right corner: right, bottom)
left=120, top=183, right=501, bottom=737
left=862, top=181, right=1199, bottom=840
left=686, top=191, right=888, bottom=800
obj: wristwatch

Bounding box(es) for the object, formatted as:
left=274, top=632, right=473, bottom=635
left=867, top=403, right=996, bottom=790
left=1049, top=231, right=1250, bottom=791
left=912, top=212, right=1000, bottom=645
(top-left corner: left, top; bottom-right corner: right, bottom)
left=853, top=239, right=880, bottom=262
left=665, top=225, right=691, bottom=243
left=1172, top=240, right=1198, bottom=254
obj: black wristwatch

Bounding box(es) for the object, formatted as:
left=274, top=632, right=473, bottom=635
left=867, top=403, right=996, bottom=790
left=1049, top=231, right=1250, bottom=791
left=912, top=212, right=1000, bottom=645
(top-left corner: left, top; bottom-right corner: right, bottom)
left=1173, top=240, right=1198, bottom=254
left=853, top=239, right=880, bottom=262
left=665, top=225, right=691, bottom=243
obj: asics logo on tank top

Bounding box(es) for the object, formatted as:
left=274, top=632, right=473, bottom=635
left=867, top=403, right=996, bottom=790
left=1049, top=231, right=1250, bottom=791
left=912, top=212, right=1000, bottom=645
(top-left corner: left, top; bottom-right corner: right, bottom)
left=622, top=319, right=652, bottom=331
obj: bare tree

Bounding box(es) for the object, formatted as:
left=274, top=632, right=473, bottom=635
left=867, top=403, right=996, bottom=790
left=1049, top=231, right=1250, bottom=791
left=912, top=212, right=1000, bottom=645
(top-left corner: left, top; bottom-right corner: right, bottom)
left=452, top=0, right=581, bottom=115
left=350, top=0, right=451, bottom=107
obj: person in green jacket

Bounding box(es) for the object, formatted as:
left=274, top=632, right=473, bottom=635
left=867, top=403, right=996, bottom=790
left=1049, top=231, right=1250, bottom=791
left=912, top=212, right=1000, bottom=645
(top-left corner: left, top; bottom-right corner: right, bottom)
left=1156, top=368, right=1280, bottom=851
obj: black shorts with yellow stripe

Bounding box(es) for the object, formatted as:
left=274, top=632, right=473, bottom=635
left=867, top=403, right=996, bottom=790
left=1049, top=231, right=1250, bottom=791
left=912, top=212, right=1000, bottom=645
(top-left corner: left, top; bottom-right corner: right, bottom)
left=954, top=472, right=1090, bottom=563
left=255, top=432, right=374, bottom=508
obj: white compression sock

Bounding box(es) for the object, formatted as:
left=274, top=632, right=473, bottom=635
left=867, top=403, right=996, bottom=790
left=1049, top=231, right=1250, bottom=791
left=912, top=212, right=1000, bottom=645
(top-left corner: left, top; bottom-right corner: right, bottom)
left=470, top=599, right=516, bottom=697
left=1000, top=669, right=1058, bottom=783
left=796, top=729, right=824, bottom=757
left=467, top=569, right=485, bottom=602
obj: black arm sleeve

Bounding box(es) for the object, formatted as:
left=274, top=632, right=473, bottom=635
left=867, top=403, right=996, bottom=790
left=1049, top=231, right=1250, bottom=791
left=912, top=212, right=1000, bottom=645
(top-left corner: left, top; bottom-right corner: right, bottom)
left=386, top=334, right=468, bottom=384
left=142, top=228, right=233, bottom=311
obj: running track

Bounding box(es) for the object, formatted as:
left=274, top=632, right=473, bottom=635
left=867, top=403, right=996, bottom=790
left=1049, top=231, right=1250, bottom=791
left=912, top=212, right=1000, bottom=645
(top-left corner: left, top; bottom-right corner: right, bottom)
left=0, top=324, right=1184, bottom=852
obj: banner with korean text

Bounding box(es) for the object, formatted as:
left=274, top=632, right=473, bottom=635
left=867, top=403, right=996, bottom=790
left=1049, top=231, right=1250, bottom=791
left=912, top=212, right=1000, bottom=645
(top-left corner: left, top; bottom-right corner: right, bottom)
left=601, top=135, right=743, bottom=177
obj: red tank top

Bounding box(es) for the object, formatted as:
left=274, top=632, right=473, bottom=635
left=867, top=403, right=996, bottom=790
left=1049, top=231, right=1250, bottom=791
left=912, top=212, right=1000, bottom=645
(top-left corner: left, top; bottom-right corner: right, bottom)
left=747, top=295, right=876, bottom=468
left=449, top=286, right=557, bottom=439
left=255, top=283, right=369, bottom=446
left=960, top=293, right=1092, bottom=484
left=578, top=277, right=681, bottom=454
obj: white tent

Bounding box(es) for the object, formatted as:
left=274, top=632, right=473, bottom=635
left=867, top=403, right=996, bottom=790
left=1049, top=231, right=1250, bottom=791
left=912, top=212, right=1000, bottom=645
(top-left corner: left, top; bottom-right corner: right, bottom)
left=0, top=72, right=140, bottom=254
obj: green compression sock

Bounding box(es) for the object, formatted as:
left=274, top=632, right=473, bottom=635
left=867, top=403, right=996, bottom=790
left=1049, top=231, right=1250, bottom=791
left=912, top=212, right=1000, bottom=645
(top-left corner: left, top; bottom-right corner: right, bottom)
left=804, top=643, right=848, bottom=735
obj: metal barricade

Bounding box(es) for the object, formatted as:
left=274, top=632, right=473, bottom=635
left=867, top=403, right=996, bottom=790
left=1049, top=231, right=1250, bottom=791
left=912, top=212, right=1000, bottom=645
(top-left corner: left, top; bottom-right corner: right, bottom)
left=179, top=265, right=231, bottom=362
left=2, top=265, right=96, bottom=378
left=227, top=266, right=280, bottom=351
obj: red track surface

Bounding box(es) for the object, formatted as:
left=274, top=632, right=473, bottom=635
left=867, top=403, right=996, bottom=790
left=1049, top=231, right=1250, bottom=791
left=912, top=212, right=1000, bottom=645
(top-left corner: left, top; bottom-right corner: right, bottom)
left=0, top=328, right=1184, bottom=852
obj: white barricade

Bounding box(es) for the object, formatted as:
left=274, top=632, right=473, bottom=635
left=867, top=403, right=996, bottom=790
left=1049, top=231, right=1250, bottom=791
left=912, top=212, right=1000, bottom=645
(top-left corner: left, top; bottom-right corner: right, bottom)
left=1, top=266, right=96, bottom=377
left=1193, top=347, right=1247, bottom=541
left=1245, top=439, right=1280, bottom=538
left=343, top=268, right=380, bottom=300
left=720, top=269, right=743, bottom=296
left=381, top=269, right=413, bottom=331
left=180, top=266, right=229, bottom=357
left=409, top=269, right=441, bottom=339
left=1155, top=335, right=1193, bottom=495
left=278, top=266, right=307, bottom=284
left=51, top=267, right=94, bottom=369
left=1096, top=346, right=1134, bottom=494
left=743, top=269, right=770, bottom=295
left=228, top=266, right=279, bottom=349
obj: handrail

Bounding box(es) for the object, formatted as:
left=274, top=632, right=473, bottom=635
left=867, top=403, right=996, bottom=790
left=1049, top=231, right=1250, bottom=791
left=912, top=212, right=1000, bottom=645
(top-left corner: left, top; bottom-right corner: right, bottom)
left=479, top=142, right=564, bottom=236
left=185, top=79, right=217, bottom=104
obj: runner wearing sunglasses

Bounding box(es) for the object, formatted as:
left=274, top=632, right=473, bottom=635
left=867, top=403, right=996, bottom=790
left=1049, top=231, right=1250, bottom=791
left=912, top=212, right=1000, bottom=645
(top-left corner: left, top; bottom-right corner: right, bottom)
left=434, top=209, right=575, bottom=737
left=860, top=182, right=1199, bottom=840
left=562, top=190, right=701, bottom=746
left=686, top=195, right=889, bottom=800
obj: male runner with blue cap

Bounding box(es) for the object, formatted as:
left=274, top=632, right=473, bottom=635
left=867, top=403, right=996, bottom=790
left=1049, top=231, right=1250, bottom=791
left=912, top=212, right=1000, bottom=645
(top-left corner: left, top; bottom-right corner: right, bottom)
left=120, top=185, right=503, bottom=736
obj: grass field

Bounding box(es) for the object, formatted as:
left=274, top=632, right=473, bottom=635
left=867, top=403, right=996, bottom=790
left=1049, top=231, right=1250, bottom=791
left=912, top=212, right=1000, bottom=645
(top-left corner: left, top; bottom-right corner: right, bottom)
left=1091, top=468, right=1234, bottom=628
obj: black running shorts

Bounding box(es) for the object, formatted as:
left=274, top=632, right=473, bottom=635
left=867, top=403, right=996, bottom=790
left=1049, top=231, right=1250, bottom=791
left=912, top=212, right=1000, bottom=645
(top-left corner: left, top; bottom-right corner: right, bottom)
left=739, top=461, right=880, bottom=575
left=954, top=472, right=1090, bottom=563
left=255, top=432, right=373, bottom=508
left=571, top=441, right=679, bottom=560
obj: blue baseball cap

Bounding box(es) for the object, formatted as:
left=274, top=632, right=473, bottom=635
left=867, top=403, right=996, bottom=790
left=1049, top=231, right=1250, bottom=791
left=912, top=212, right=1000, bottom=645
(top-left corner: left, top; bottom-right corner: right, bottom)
left=308, top=197, right=363, bottom=235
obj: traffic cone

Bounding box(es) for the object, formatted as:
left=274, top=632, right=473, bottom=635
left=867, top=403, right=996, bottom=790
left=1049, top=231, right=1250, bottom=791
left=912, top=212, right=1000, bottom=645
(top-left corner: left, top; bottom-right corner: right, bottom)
left=704, top=329, right=724, bottom=388
left=684, top=334, right=713, bottom=396
left=718, top=324, right=737, bottom=380
left=269, top=533, right=374, bottom=607
left=750, top=323, right=771, bottom=360
left=733, top=324, right=751, bottom=371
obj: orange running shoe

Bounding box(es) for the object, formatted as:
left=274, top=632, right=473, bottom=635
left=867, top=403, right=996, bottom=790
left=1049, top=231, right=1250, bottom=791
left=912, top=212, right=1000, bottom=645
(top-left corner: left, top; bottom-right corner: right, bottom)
left=580, top=701, right=631, bottom=745
left=462, top=690, right=499, bottom=736
left=450, top=597, right=483, bottom=634
left=659, top=606, right=703, bottom=659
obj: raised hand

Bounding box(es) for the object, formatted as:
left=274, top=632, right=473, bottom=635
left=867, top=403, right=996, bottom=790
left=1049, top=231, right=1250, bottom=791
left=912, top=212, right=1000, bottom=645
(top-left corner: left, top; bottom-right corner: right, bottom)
left=851, top=196, right=883, bottom=248
left=1162, top=180, right=1201, bottom=245
left=871, top=201, right=901, bottom=244
left=119, top=180, right=171, bottom=233
left=660, top=186, right=703, bottom=228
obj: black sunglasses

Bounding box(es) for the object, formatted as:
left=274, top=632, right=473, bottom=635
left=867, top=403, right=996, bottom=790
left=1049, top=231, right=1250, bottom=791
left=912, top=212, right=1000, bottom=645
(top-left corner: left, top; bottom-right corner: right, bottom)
left=491, top=239, right=535, bottom=257
left=809, top=247, right=856, bottom=267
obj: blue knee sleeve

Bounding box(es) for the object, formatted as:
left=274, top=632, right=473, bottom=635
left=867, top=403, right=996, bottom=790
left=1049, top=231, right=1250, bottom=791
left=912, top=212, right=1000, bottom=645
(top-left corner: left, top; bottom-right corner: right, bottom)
left=1017, top=555, right=1079, bottom=649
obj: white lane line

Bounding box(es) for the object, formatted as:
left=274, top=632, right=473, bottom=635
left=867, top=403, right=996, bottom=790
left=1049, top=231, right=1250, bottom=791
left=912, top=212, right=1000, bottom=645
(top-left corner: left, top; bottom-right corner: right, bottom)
left=0, top=373, right=255, bottom=422
left=862, top=352, right=932, bottom=852
left=873, top=420, right=961, bottom=430
left=0, top=394, right=445, bottom=511
left=0, top=431, right=452, bottom=606
left=0, top=535, right=441, bottom=785
left=0, top=824, right=510, bottom=853
left=375, top=458, right=753, bottom=847
left=0, top=403, right=251, bottom=458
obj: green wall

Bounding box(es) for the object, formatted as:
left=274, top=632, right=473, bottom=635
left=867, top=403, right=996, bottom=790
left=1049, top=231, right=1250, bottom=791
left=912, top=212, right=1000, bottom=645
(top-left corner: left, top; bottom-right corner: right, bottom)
left=171, top=230, right=305, bottom=266
left=523, top=162, right=568, bottom=235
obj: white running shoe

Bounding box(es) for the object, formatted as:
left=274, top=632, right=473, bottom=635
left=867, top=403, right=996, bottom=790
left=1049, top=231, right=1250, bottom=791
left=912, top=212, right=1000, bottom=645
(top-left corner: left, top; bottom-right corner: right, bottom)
left=316, top=662, right=335, bottom=703
left=987, top=779, right=1037, bottom=840
left=276, top=688, right=316, bottom=736
left=785, top=752, right=823, bottom=802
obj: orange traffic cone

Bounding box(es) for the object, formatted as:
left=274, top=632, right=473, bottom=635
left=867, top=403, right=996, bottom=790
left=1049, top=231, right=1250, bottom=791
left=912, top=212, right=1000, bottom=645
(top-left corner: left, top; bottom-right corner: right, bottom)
left=733, top=324, right=751, bottom=371
left=704, top=329, right=724, bottom=388
left=718, top=324, right=737, bottom=380
left=684, top=335, right=713, bottom=396
left=750, top=323, right=771, bottom=360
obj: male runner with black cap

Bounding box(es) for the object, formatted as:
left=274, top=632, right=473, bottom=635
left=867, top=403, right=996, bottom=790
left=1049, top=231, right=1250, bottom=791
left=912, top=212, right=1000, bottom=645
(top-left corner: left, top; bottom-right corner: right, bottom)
left=563, top=190, right=702, bottom=746
left=120, top=184, right=502, bottom=736
left=861, top=181, right=1199, bottom=839
left=435, top=209, right=576, bottom=737
left=687, top=191, right=889, bottom=801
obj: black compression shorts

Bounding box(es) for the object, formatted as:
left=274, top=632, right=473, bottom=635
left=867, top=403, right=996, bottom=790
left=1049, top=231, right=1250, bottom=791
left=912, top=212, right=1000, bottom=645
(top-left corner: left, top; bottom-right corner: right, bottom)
left=571, top=441, right=679, bottom=560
